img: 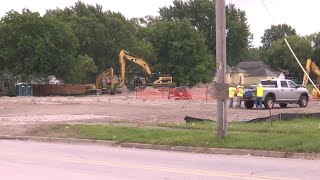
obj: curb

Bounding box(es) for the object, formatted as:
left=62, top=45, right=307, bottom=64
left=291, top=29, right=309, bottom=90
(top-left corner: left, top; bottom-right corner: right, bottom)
left=1, top=135, right=320, bottom=160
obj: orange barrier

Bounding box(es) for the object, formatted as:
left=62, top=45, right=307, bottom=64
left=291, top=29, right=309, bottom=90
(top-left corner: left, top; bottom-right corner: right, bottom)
left=135, top=86, right=213, bottom=101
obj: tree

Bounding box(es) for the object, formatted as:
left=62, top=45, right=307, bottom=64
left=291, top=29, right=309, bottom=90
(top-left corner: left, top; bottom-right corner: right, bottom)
left=46, top=2, right=156, bottom=76
left=66, top=55, right=98, bottom=83
left=264, top=35, right=311, bottom=75
left=159, top=0, right=251, bottom=66
left=226, top=4, right=251, bottom=65
left=261, top=24, right=297, bottom=48
left=307, top=32, right=320, bottom=63
left=146, top=19, right=213, bottom=86
left=0, top=9, right=78, bottom=81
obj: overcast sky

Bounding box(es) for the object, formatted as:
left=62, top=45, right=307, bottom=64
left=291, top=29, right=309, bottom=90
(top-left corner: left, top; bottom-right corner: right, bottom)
left=1, top=0, right=319, bottom=47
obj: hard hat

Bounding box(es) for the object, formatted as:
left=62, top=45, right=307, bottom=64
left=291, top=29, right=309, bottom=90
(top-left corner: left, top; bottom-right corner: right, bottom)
left=258, top=83, right=262, bottom=87
left=237, top=85, right=240, bottom=88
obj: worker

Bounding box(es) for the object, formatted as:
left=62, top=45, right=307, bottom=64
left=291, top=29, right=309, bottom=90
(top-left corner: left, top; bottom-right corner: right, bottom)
left=255, top=83, right=264, bottom=110
left=228, top=83, right=236, bottom=108
left=236, top=85, right=244, bottom=108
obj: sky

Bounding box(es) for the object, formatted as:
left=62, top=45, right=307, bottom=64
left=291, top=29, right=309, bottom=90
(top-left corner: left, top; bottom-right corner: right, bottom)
left=1, top=0, right=320, bottom=47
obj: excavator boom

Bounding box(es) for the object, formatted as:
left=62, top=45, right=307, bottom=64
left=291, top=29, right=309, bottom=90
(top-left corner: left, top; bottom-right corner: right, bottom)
left=86, top=67, right=114, bottom=94
left=119, top=49, right=172, bottom=87
left=302, top=59, right=320, bottom=99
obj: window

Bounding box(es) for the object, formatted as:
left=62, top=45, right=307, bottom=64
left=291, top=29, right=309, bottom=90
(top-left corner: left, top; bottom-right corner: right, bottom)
left=288, top=81, right=297, bottom=88
left=261, top=80, right=277, bottom=87
left=280, top=81, right=288, bottom=87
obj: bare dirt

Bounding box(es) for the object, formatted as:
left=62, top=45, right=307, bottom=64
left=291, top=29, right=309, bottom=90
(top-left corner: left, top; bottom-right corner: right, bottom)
left=1, top=92, right=320, bottom=135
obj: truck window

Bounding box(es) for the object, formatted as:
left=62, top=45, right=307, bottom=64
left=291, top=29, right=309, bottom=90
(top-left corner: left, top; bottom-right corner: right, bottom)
left=280, top=81, right=288, bottom=88
left=288, top=81, right=297, bottom=88
left=261, top=80, right=277, bottom=87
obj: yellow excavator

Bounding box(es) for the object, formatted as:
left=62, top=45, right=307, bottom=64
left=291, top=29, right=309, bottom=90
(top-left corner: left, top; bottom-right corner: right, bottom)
left=302, top=59, right=320, bottom=99
left=118, top=50, right=172, bottom=88
left=86, top=67, right=115, bottom=95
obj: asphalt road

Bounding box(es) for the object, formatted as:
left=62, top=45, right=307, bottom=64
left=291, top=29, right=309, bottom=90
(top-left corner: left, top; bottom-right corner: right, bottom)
left=0, top=140, right=319, bottom=180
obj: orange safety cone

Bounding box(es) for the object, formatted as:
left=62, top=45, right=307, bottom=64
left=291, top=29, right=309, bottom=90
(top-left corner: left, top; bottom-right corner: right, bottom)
left=136, top=120, right=141, bottom=128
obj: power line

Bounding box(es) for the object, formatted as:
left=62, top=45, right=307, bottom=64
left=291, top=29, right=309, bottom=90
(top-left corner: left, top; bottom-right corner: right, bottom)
left=260, top=0, right=273, bottom=18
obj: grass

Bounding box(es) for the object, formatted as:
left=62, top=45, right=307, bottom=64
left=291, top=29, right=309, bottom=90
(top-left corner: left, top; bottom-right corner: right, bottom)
left=30, top=118, right=320, bottom=153
left=306, top=84, right=314, bottom=92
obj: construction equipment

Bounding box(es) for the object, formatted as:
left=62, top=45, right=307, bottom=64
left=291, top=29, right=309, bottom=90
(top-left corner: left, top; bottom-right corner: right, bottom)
left=119, top=50, right=172, bottom=88
left=86, top=68, right=115, bottom=95
left=302, top=59, right=320, bottom=99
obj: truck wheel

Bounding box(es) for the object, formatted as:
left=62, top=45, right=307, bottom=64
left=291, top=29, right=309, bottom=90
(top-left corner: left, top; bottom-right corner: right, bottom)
left=279, top=103, right=287, bottom=108
left=298, top=95, right=308, bottom=107
left=244, top=100, right=254, bottom=109
left=264, top=96, right=274, bottom=109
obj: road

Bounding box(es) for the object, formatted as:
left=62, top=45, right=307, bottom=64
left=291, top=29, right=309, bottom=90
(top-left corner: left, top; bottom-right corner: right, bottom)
left=0, top=140, right=319, bottom=180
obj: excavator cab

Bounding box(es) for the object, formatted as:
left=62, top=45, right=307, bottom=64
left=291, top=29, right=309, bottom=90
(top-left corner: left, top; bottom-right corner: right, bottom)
left=149, top=73, right=172, bottom=86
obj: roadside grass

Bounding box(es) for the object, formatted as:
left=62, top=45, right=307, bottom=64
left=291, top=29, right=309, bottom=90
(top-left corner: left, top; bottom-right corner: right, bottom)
left=31, top=118, right=320, bottom=153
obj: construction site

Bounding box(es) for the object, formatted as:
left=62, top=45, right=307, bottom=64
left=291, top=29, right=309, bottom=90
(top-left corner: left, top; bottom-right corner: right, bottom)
left=1, top=48, right=320, bottom=133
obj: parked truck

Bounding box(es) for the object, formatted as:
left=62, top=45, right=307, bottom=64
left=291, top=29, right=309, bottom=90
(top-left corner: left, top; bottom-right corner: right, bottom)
left=242, top=79, right=309, bottom=109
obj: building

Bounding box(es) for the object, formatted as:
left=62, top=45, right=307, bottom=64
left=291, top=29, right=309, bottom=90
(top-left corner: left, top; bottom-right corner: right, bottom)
left=226, top=61, right=285, bottom=85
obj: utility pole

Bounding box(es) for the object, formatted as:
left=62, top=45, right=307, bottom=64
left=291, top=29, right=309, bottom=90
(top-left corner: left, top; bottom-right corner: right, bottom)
left=215, top=0, right=227, bottom=138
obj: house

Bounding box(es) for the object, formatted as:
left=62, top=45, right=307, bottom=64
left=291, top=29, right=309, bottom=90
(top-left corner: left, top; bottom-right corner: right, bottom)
left=226, top=61, right=285, bottom=85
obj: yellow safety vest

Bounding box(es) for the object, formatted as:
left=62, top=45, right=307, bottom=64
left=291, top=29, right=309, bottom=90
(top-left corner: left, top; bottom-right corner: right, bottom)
left=256, top=86, right=264, bottom=97
left=229, top=87, right=236, bottom=98
left=237, top=88, right=243, bottom=97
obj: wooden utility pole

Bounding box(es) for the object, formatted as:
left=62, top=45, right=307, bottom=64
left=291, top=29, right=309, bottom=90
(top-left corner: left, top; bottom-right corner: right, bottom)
left=215, top=0, right=227, bottom=138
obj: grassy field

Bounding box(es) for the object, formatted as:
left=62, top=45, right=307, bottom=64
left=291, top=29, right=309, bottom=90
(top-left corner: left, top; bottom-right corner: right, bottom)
left=31, top=119, right=320, bottom=153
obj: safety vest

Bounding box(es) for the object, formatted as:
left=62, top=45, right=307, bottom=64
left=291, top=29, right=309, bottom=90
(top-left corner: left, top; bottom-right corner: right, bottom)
left=256, top=86, right=264, bottom=97
left=229, top=87, right=236, bottom=98
left=237, top=88, right=243, bottom=97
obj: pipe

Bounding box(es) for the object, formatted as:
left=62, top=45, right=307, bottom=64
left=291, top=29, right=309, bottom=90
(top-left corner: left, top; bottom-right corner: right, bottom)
left=284, top=38, right=320, bottom=95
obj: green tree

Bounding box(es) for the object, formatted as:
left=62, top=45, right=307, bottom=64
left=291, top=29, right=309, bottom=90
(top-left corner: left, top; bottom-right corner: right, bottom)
left=66, top=55, right=98, bottom=83
left=265, top=35, right=311, bottom=74
left=261, top=24, right=297, bottom=48
left=307, top=32, right=320, bottom=63
left=46, top=2, right=156, bottom=76
left=0, top=9, right=78, bottom=81
left=146, top=19, right=213, bottom=86
left=159, top=0, right=251, bottom=66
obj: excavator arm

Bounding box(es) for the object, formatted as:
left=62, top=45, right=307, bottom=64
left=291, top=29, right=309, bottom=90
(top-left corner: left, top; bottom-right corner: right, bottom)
left=95, top=67, right=114, bottom=90
left=86, top=67, right=114, bottom=94
left=302, top=59, right=320, bottom=99
left=119, top=50, right=152, bottom=87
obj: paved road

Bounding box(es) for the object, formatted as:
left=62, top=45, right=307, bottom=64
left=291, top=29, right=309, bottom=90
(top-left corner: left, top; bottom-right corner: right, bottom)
left=0, top=140, right=319, bottom=180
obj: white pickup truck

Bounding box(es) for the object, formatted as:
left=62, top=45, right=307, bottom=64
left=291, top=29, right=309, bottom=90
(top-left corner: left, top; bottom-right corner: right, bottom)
left=242, top=79, right=309, bottom=109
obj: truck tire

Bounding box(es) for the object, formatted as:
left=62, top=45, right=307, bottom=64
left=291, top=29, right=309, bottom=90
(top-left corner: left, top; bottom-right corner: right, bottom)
left=279, top=103, right=287, bottom=108
left=244, top=100, right=254, bottom=109
left=298, top=95, right=308, bottom=107
left=264, top=96, right=274, bottom=109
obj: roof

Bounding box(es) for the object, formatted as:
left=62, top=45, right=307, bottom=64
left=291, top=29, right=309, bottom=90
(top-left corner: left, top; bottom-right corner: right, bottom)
left=237, top=61, right=269, bottom=70
left=235, top=60, right=282, bottom=77
left=226, top=67, right=246, bottom=73
left=247, top=68, right=278, bottom=76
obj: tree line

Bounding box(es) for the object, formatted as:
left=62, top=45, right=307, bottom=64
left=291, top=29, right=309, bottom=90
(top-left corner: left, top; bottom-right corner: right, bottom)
left=0, top=0, right=319, bottom=86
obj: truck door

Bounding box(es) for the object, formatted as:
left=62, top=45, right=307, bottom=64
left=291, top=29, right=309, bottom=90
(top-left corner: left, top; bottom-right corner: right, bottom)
left=287, top=80, right=300, bottom=101
left=279, top=80, right=290, bottom=100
